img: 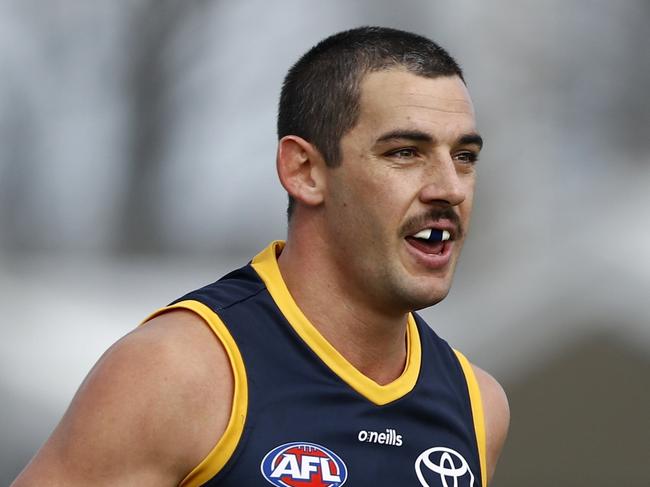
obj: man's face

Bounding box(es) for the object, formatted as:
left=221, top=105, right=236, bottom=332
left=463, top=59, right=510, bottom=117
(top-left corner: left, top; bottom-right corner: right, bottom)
left=322, top=69, right=481, bottom=315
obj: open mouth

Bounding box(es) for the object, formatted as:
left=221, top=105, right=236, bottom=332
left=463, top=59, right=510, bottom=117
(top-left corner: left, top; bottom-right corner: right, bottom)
left=405, top=228, right=451, bottom=255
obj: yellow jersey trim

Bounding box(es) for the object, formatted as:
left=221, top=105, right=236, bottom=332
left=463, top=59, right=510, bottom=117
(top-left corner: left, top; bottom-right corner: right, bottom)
left=141, top=300, right=248, bottom=487
left=250, top=240, right=421, bottom=406
left=454, top=349, right=487, bottom=487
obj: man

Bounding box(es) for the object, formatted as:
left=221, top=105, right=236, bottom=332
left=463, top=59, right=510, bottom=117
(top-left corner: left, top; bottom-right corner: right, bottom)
left=13, top=26, right=509, bottom=486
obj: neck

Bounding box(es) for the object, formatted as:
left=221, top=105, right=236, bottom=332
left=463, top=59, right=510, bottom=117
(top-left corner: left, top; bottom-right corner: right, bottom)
left=278, top=224, right=410, bottom=385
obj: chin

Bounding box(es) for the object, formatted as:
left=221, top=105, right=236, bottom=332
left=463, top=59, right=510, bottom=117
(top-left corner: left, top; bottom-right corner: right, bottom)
left=400, top=283, right=452, bottom=312
left=411, top=292, right=449, bottom=311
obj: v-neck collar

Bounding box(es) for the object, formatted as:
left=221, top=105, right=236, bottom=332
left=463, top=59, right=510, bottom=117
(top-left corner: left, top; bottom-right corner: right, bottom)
left=251, top=241, right=422, bottom=406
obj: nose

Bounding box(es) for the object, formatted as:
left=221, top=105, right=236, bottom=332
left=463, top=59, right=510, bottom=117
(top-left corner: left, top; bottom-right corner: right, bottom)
left=418, top=154, right=466, bottom=207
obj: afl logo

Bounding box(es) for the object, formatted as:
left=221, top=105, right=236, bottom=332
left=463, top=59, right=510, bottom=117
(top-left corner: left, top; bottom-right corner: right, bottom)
left=414, top=446, right=475, bottom=487
left=260, top=441, right=348, bottom=487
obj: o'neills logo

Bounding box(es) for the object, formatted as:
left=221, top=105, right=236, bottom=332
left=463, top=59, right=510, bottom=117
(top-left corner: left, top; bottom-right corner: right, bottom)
left=357, top=429, right=403, bottom=447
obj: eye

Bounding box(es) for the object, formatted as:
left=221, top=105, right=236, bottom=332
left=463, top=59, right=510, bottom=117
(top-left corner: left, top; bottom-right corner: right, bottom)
left=387, top=147, right=418, bottom=159
left=453, top=151, right=479, bottom=164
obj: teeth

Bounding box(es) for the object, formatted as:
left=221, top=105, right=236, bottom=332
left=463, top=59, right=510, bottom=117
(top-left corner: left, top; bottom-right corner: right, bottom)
left=412, top=229, right=451, bottom=242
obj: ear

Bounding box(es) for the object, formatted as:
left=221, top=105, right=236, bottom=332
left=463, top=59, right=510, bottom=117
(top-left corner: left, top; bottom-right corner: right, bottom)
left=276, top=135, right=327, bottom=208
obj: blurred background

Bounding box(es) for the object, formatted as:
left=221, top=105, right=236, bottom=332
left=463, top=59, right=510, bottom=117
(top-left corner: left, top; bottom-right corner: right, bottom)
left=1, top=1, right=649, bottom=485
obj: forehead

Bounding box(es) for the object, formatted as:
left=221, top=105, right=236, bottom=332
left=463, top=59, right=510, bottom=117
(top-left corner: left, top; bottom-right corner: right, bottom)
left=354, top=69, right=476, bottom=136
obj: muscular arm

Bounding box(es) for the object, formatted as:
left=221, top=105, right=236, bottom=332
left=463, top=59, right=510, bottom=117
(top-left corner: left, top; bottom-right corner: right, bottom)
left=472, top=364, right=510, bottom=483
left=12, top=310, right=233, bottom=487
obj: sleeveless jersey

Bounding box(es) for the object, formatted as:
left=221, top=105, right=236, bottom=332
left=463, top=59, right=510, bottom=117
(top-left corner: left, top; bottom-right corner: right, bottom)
left=145, top=241, right=487, bottom=487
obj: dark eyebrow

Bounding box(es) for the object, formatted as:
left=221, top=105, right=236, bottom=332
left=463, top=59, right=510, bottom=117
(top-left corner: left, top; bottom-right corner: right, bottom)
left=376, top=130, right=434, bottom=144
left=458, top=133, right=483, bottom=150
left=376, top=130, right=484, bottom=150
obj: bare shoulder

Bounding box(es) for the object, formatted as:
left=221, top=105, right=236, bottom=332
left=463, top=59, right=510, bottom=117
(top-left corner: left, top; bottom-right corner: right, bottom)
left=12, top=309, right=233, bottom=487
left=470, top=363, right=510, bottom=482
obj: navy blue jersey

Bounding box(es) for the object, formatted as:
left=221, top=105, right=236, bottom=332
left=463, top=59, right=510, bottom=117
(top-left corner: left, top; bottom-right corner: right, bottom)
left=145, top=242, right=487, bottom=487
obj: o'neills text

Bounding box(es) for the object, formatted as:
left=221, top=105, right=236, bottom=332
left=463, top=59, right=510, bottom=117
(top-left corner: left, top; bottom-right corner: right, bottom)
left=357, top=429, right=403, bottom=447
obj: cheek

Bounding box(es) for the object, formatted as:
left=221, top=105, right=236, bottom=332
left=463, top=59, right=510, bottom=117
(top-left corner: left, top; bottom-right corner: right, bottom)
left=358, top=177, right=408, bottom=224
left=330, top=162, right=413, bottom=231
left=327, top=177, right=379, bottom=237
left=459, top=182, right=476, bottom=224
left=338, top=185, right=393, bottom=243
left=338, top=168, right=388, bottom=210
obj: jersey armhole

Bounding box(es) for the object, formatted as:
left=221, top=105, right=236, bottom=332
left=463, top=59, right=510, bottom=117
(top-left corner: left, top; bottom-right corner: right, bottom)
left=141, top=299, right=248, bottom=487
left=453, top=349, right=488, bottom=487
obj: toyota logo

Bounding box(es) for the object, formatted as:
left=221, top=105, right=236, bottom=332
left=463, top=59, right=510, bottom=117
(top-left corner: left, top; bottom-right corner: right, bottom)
left=414, top=446, right=475, bottom=487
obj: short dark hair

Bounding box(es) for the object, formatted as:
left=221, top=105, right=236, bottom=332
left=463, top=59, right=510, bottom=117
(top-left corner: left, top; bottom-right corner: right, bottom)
left=278, top=26, right=464, bottom=218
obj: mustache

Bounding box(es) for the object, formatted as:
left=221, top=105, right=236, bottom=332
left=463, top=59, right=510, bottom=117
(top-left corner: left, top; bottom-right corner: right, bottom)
left=401, top=207, right=464, bottom=239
